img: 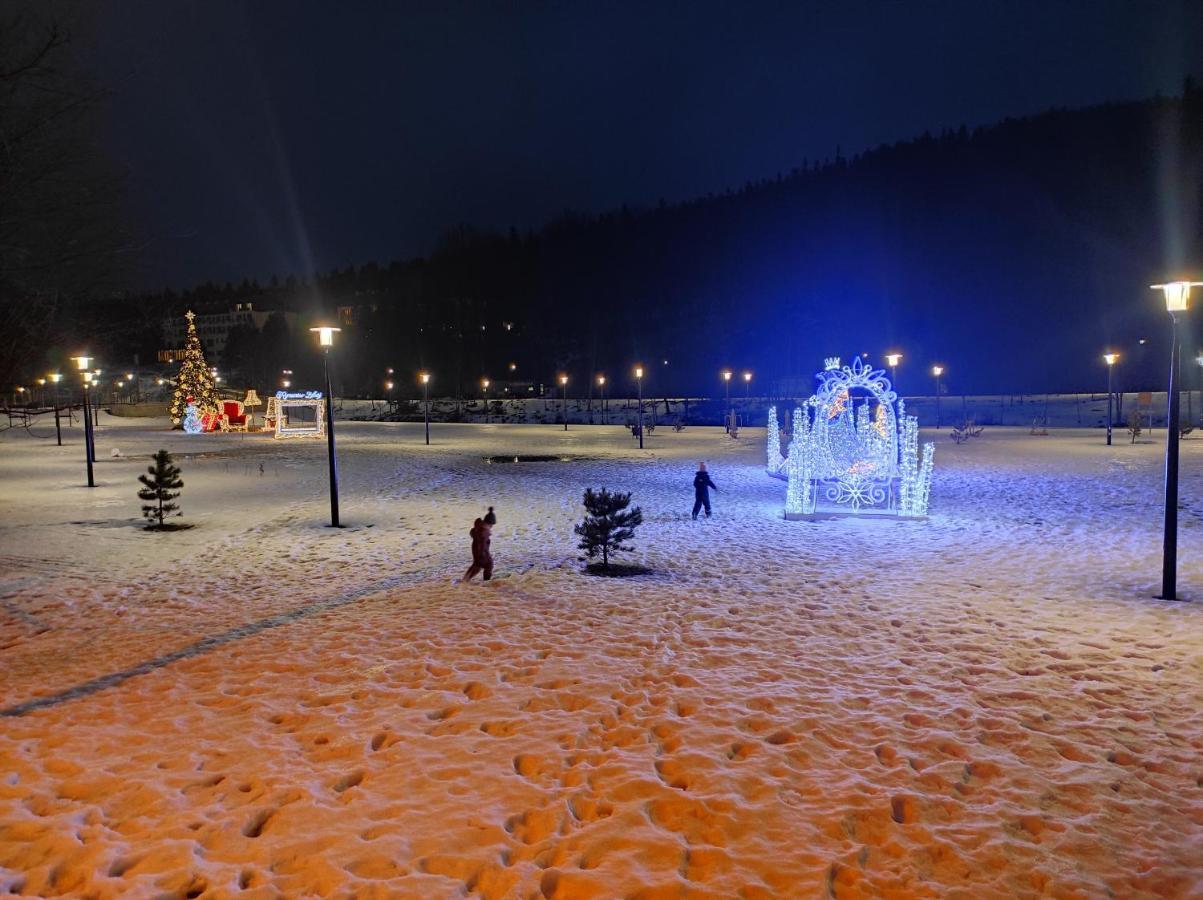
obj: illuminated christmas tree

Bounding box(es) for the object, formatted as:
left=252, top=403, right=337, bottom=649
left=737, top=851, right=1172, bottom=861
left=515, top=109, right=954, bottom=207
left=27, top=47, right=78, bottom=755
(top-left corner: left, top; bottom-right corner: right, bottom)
left=169, top=311, right=220, bottom=426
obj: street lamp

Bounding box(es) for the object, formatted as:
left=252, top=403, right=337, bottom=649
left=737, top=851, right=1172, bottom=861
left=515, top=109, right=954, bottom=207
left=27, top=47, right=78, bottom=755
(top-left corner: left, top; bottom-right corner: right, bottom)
left=481, top=378, right=490, bottom=423
left=885, top=353, right=902, bottom=390
left=721, top=369, right=733, bottom=432
left=72, top=356, right=95, bottom=486
left=559, top=374, right=568, bottom=431
left=1151, top=280, right=1200, bottom=600
left=48, top=373, right=62, bottom=446
left=931, top=365, right=944, bottom=429
left=743, top=371, right=752, bottom=399
left=420, top=372, right=431, bottom=445
left=597, top=375, right=607, bottom=424
left=634, top=365, right=644, bottom=449
left=1103, top=352, right=1118, bottom=446
left=309, top=325, right=343, bottom=527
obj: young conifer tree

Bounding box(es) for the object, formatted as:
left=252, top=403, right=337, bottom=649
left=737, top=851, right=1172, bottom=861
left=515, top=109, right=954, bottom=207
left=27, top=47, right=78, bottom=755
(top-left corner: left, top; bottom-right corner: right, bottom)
left=138, top=449, right=184, bottom=528
left=169, top=311, right=220, bottom=426
left=573, top=487, right=643, bottom=570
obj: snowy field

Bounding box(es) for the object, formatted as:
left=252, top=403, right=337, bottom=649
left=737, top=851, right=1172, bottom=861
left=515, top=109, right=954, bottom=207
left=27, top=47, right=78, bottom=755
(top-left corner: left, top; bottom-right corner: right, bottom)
left=1, top=416, right=1201, bottom=898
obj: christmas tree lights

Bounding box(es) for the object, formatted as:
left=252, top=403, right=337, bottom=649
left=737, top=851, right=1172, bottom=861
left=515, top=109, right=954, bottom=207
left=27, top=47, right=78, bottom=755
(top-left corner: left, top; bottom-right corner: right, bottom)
left=169, top=311, right=220, bottom=427
left=766, top=405, right=785, bottom=475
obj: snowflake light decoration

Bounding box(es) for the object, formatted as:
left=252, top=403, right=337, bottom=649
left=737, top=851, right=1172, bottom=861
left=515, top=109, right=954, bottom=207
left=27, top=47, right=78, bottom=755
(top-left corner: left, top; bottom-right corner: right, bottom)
left=769, top=356, right=934, bottom=519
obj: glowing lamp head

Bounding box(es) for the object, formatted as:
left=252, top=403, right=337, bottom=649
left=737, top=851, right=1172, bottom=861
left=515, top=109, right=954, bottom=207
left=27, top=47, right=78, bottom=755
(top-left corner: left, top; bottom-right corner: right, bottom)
left=420, top=372, right=430, bottom=384
left=71, top=355, right=91, bottom=371
left=309, top=325, right=341, bottom=347
left=83, top=372, right=93, bottom=385
left=743, top=371, right=752, bottom=382
left=125, top=372, right=133, bottom=380
left=49, top=373, right=62, bottom=384
left=481, top=379, right=489, bottom=389
left=386, top=381, right=394, bottom=390
left=885, top=353, right=902, bottom=367
left=932, top=365, right=944, bottom=377
left=509, top=362, right=517, bottom=371
left=559, top=374, right=568, bottom=385
left=15, top=386, right=24, bottom=393
left=281, top=379, right=291, bottom=388
left=597, top=375, right=606, bottom=385
left=1103, top=352, right=1118, bottom=366
left=1151, top=281, right=1202, bottom=313
left=721, top=370, right=732, bottom=382
left=387, top=368, right=394, bottom=375
left=36, top=378, right=45, bottom=386
left=634, top=365, right=643, bottom=379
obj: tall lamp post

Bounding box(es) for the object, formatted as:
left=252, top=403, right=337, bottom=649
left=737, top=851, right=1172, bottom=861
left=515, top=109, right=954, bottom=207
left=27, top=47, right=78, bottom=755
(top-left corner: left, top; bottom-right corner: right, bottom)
left=743, top=371, right=752, bottom=400
left=71, top=356, right=94, bottom=486
left=634, top=365, right=644, bottom=449
left=1151, top=280, right=1200, bottom=601
left=49, top=373, right=62, bottom=446
left=420, top=372, right=431, bottom=445
left=1197, top=353, right=1203, bottom=428
left=597, top=375, right=607, bottom=425
left=1103, top=352, right=1118, bottom=445
left=481, top=378, right=490, bottom=424
left=559, top=375, right=568, bottom=431
left=885, top=353, right=902, bottom=391
left=931, top=365, right=945, bottom=429
left=309, top=326, right=342, bottom=528
left=721, top=370, right=732, bottom=430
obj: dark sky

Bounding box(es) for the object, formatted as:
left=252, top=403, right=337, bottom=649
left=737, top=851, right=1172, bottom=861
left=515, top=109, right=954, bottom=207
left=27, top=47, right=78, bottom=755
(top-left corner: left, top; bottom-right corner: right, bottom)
left=89, top=0, right=1202, bottom=290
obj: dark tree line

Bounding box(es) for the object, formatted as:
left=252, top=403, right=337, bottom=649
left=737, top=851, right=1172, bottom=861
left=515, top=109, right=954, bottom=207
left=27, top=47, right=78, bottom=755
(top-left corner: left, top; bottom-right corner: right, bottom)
left=19, top=77, right=1203, bottom=398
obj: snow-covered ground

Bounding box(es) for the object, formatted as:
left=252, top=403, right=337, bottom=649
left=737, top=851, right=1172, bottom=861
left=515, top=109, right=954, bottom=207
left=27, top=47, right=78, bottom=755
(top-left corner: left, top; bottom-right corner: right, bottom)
left=1, top=416, right=1201, bottom=898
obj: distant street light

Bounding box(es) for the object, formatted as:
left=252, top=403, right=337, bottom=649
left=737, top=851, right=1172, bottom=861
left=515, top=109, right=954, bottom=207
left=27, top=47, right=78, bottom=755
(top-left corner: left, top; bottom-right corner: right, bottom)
left=1151, top=280, right=1201, bottom=601
left=481, top=378, right=490, bottom=423
left=743, top=371, right=752, bottom=399
left=931, top=365, right=945, bottom=429
left=559, top=374, right=568, bottom=431
left=597, top=375, right=607, bottom=425
left=634, top=365, right=644, bottom=449
left=885, top=352, right=902, bottom=390
left=72, top=355, right=94, bottom=486
left=420, top=372, right=431, bottom=445
left=48, top=373, right=62, bottom=446
left=722, top=370, right=732, bottom=431
left=1103, top=352, right=1118, bottom=446
left=309, top=325, right=343, bottom=527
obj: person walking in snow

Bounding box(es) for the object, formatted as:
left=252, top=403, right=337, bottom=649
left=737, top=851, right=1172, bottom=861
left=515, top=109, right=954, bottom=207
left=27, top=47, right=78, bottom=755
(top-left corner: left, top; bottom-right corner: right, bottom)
left=463, top=516, right=494, bottom=582
left=483, top=506, right=496, bottom=526
left=692, top=461, right=718, bottom=519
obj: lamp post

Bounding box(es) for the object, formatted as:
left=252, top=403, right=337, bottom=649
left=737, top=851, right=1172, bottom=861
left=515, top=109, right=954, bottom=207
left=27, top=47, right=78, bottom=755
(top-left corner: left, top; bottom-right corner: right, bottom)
left=634, top=365, right=644, bottom=449
left=721, top=370, right=732, bottom=430
left=420, top=372, right=431, bottom=445
left=885, top=353, right=902, bottom=391
left=310, top=326, right=343, bottom=527
left=481, top=378, right=490, bottom=423
left=72, top=356, right=94, bottom=486
left=1151, top=280, right=1200, bottom=600
left=931, top=365, right=944, bottom=429
left=1103, top=353, right=1118, bottom=445
left=1197, top=353, right=1203, bottom=428
left=49, top=373, right=62, bottom=445
left=743, top=371, right=752, bottom=400
left=559, top=374, right=568, bottom=431
left=597, top=375, right=607, bottom=424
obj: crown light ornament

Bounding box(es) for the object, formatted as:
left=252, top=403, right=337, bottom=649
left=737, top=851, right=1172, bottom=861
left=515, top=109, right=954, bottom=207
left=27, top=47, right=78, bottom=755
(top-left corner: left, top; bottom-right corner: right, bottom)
left=769, top=356, right=934, bottom=519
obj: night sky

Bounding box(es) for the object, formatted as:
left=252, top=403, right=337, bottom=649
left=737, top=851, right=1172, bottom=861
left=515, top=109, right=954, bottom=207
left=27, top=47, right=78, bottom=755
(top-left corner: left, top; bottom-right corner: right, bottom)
left=90, top=0, right=1202, bottom=290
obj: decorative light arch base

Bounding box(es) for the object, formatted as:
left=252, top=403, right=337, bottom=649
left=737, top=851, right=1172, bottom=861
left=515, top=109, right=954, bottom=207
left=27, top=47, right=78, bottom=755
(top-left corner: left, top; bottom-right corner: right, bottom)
left=769, top=357, right=934, bottom=519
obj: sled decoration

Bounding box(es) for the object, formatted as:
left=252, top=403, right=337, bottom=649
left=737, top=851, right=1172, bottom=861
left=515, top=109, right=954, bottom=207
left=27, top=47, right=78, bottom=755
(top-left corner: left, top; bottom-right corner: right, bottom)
left=769, top=357, right=934, bottom=519
left=266, top=390, right=326, bottom=439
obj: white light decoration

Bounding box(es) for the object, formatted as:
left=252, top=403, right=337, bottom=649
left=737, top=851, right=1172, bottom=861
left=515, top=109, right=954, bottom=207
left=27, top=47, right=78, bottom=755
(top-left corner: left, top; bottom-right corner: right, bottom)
left=768, top=356, right=935, bottom=519
left=182, top=401, right=203, bottom=434
left=265, top=390, right=326, bottom=439
left=766, top=405, right=784, bottom=475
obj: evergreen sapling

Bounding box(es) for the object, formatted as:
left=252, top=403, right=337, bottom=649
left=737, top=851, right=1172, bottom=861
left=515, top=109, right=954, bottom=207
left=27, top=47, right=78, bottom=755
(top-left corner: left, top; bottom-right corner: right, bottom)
left=138, top=449, right=184, bottom=529
left=574, top=487, right=643, bottom=572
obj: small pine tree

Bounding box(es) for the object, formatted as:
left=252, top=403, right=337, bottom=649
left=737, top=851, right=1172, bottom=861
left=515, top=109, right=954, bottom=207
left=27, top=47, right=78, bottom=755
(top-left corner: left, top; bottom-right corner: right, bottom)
left=574, top=488, right=643, bottom=571
left=138, top=449, right=184, bottom=529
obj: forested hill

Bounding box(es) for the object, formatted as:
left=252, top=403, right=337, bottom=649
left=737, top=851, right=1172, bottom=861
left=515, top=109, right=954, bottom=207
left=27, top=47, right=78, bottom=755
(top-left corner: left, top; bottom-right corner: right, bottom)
left=121, top=82, right=1202, bottom=397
